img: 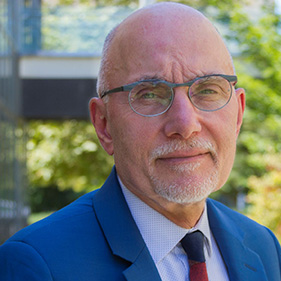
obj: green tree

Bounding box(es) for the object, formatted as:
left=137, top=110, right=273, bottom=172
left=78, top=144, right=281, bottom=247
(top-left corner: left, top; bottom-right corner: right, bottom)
left=246, top=155, right=281, bottom=241
left=27, top=120, right=113, bottom=193
left=226, top=4, right=281, bottom=240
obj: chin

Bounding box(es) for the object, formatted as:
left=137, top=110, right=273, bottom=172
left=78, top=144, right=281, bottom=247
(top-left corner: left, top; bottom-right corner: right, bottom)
left=151, top=170, right=219, bottom=205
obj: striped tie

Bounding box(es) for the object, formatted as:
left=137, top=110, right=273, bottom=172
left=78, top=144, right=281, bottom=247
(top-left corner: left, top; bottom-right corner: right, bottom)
left=181, top=230, right=209, bottom=281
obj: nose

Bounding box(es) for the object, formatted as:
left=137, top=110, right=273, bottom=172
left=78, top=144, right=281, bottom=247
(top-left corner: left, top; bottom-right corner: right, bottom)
left=163, top=88, right=202, bottom=139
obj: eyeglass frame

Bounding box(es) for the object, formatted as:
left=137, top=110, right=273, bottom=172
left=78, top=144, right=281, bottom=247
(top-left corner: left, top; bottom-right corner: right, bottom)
left=100, top=74, right=238, bottom=117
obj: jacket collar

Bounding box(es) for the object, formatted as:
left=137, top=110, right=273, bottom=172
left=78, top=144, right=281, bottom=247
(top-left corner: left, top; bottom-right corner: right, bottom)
left=92, top=168, right=268, bottom=281
left=92, top=167, right=161, bottom=281
left=207, top=199, right=268, bottom=281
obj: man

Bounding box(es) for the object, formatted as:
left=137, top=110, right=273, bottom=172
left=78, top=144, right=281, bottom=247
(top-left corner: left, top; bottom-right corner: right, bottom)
left=0, top=2, right=280, bottom=281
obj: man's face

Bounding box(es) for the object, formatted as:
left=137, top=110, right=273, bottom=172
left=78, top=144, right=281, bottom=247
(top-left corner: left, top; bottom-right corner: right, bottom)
left=91, top=8, right=245, bottom=208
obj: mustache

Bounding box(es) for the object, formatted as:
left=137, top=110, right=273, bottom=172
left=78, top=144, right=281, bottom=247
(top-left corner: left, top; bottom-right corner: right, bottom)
left=150, top=138, right=218, bottom=161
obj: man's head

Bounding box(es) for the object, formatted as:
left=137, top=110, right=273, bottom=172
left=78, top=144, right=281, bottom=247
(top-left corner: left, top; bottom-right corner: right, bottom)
left=97, top=3, right=235, bottom=97
left=90, top=2, right=245, bottom=211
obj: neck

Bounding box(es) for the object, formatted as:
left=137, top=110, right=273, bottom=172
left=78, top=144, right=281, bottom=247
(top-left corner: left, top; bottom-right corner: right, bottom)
left=117, top=173, right=207, bottom=229
left=137, top=192, right=206, bottom=229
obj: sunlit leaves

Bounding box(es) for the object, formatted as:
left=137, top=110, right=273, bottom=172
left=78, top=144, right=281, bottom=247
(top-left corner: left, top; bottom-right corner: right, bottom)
left=246, top=155, right=281, bottom=241
left=228, top=4, right=281, bottom=241
left=27, top=120, right=113, bottom=192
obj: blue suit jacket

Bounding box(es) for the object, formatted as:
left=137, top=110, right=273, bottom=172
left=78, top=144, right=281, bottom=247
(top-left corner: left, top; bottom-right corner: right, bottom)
left=0, top=168, right=280, bottom=280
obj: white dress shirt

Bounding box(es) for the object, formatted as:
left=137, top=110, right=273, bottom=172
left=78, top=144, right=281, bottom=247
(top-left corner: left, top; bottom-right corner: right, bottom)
left=119, top=178, right=229, bottom=281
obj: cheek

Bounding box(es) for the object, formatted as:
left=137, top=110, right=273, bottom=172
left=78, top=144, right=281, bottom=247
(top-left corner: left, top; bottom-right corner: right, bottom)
left=211, top=110, right=238, bottom=187
left=108, top=113, right=152, bottom=163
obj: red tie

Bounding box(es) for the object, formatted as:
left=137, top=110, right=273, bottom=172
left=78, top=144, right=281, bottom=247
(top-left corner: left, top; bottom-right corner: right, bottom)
left=181, top=230, right=209, bottom=281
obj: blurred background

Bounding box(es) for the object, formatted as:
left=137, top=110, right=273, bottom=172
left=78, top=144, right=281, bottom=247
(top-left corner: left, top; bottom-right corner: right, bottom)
left=0, top=0, right=280, bottom=244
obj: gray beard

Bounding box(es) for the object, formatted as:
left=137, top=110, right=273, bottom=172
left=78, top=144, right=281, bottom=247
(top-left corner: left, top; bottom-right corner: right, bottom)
left=148, top=138, right=219, bottom=204
left=150, top=169, right=219, bottom=204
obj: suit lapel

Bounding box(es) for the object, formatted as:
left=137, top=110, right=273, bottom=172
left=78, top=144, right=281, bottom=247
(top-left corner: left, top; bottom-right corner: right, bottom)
left=93, top=169, right=269, bottom=281
left=92, top=168, right=161, bottom=281
left=207, top=199, right=268, bottom=281
left=122, top=246, right=162, bottom=281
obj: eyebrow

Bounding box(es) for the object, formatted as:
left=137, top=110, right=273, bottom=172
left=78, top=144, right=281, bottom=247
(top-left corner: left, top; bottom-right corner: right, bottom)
left=138, top=75, right=165, bottom=82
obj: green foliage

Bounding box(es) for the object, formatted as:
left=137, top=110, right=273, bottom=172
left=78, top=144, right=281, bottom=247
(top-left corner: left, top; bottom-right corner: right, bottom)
left=27, top=120, right=114, bottom=192
left=225, top=4, right=281, bottom=239
left=28, top=211, right=53, bottom=225
left=41, top=5, right=135, bottom=53
left=53, top=0, right=138, bottom=6
left=29, top=185, right=86, bottom=212
left=164, top=0, right=245, bottom=10
left=246, top=155, right=281, bottom=241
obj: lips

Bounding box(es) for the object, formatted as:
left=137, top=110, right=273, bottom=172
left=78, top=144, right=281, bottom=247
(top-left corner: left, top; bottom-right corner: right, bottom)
left=158, top=150, right=209, bottom=159
left=156, top=151, right=210, bottom=164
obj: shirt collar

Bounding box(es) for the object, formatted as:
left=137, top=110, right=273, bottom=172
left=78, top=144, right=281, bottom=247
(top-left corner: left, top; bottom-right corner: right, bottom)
left=118, top=176, right=212, bottom=264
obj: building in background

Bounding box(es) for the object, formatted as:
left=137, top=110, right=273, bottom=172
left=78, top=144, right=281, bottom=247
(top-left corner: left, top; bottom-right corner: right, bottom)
left=20, top=2, right=135, bottom=120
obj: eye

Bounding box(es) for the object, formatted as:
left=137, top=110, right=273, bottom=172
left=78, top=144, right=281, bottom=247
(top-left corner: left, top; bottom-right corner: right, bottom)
left=134, top=89, right=169, bottom=106
left=133, top=85, right=169, bottom=101
left=130, top=82, right=172, bottom=108
left=139, top=91, right=157, bottom=99
left=197, top=89, right=219, bottom=95
left=191, top=84, right=225, bottom=100
left=128, top=81, right=174, bottom=116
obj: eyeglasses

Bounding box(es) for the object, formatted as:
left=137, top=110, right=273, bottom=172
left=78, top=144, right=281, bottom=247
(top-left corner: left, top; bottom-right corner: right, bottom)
left=100, top=74, right=237, bottom=117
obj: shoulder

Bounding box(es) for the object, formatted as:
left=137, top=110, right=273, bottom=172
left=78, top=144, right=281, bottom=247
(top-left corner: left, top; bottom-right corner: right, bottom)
left=0, top=189, right=118, bottom=280
left=207, top=199, right=281, bottom=280
left=207, top=198, right=281, bottom=262
left=8, top=190, right=99, bottom=244
left=207, top=198, right=270, bottom=232
left=0, top=168, right=132, bottom=280
left=1, top=167, right=120, bottom=260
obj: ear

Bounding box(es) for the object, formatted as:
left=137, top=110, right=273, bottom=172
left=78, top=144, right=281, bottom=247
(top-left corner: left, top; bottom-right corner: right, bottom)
left=89, top=98, right=114, bottom=155
left=235, top=88, right=246, bottom=138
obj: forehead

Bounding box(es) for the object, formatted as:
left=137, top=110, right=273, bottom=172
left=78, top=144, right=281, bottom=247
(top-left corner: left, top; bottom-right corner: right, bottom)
left=108, top=5, right=233, bottom=85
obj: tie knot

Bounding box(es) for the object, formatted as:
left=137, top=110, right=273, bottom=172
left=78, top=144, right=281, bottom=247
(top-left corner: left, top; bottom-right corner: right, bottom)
left=181, top=230, right=205, bottom=263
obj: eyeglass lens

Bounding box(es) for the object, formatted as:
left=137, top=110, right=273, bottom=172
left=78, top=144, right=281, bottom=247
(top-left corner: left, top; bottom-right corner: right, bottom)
left=129, top=75, right=232, bottom=116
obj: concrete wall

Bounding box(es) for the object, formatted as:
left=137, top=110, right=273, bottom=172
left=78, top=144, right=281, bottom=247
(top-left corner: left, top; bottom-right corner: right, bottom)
left=20, top=55, right=101, bottom=119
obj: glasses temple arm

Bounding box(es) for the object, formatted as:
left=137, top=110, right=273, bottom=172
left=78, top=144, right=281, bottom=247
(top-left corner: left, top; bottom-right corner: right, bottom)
left=100, top=86, right=124, bottom=98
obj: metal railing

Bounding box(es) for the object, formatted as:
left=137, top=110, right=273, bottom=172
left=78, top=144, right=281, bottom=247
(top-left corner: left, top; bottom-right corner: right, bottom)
left=0, top=0, right=28, bottom=244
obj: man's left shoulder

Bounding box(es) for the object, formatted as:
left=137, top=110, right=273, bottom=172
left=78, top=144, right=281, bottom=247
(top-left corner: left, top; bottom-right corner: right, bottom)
left=207, top=198, right=280, bottom=245
left=207, top=199, right=281, bottom=280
